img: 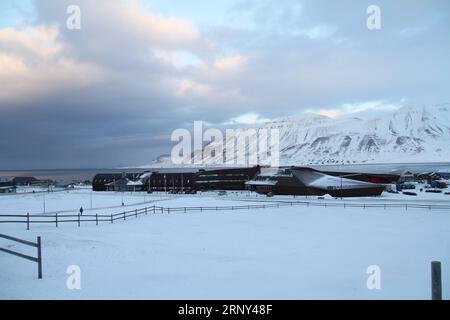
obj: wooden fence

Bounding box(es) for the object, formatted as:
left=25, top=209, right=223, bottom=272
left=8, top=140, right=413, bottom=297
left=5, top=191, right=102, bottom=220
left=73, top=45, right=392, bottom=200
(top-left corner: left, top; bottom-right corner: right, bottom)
left=0, top=200, right=450, bottom=230
left=0, top=233, right=42, bottom=279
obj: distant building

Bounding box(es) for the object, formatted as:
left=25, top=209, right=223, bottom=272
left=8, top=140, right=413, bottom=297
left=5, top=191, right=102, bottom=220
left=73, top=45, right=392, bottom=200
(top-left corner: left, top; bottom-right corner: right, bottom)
left=320, top=171, right=400, bottom=184
left=194, top=166, right=261, bottom=191
left=105, top=177, right=144, bottom=192
left=92, top=173, right=142, bottom=191
left=12, top=176, right=41, bottom=186
left=399, top=171, right=415, bottom=183
left=92, top=166, right=388, bottom=197
left=144, top=172, right=196, bottom=192
left=54, top=180, right=72, bottom=188
left=0, top=182, right=16, bottom=194
left=247, top=167, right=385, bottom=197
left=246, top=168, right=322, bottom=195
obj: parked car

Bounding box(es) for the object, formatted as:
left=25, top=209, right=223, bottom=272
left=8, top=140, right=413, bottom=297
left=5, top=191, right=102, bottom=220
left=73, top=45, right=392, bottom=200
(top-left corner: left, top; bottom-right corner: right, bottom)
left=266, top=192, right=274, bottom=198
left=426, top=189, right=442, bottom=194
left=218, top=191, right=227, bottom=196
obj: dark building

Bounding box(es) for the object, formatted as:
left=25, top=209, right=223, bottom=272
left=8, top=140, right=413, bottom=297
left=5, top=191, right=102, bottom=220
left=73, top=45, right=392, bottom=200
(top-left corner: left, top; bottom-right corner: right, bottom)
left=318, top=171, right=400, bottom=184
left=193, top=166, right=261, bottom=191
left=246, top=168, right=323, bottom=196
left=92, top=173, right=142, bottom=191
left=293, top=167, right=386, bottom=197
left=0, top=182, right=16, bottom=194
left=105, top=177, right=144, bottom=192
left=12, top=176, right=41, bottom=186
left=247, top=167, right=385, bottom=197
left=143, top=172, right=196, bottom=192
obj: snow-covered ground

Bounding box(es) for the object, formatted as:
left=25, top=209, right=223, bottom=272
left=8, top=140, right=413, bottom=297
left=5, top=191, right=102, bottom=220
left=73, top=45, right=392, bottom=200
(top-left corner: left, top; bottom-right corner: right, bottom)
left=1, top=190, right=450, bottom=299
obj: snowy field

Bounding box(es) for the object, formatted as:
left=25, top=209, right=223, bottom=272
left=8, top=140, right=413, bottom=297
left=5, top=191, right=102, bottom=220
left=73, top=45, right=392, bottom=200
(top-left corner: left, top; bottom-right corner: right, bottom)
left=1, top=190, right=450, bottom=300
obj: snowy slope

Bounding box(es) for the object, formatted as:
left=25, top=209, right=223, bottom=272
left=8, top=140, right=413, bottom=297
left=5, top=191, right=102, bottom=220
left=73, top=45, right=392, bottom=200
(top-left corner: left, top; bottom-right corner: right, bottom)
left=146, top=104, right=450, bottom=167
left=211, top=104, right=450, bottom=166
left=271, top=104, right=450, bottom=165
left=1, top=193, right=450, bottom=299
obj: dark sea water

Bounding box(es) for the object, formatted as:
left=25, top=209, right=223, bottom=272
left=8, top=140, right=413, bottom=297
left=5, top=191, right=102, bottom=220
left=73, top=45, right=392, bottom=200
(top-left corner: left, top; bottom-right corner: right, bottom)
left=1, top=162, right=449, bottom=182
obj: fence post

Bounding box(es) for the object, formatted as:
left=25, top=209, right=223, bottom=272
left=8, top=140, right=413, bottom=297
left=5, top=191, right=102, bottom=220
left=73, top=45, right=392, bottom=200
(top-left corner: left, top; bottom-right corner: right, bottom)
left=56, top=213, right=58, bottom=228
left=37, top=236, right=42, bottom=279
left=135, top=209, right=138, bottom=218
left=153, top=205, right=155, bottom=214
left=111, top=214, right=113, bottom=224
left=96, top=213, right=98, bottom=226
left=145, top=207, right=147, bottom=215
left=406, top=204, right=408, bottom=211
left=78, top=213, right=80, bottom=227
left=124, top=211, right=126, bottom=221
left=27, top=213, right=30, bottom=231
left=431, top=261, right=442, bottom=300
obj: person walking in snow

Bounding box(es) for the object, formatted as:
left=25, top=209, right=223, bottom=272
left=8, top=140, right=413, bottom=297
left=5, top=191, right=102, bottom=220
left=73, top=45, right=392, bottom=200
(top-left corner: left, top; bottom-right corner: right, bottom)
left=79, top=207, right=84, bottom=216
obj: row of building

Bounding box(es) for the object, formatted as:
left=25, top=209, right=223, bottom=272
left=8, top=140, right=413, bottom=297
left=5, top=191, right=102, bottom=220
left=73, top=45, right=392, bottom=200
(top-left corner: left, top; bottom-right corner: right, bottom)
left=0, top=177, right=53, bottom=194
left=92, top=166, right=404, bottom=197
left=0, top=177, right=69, bottom=194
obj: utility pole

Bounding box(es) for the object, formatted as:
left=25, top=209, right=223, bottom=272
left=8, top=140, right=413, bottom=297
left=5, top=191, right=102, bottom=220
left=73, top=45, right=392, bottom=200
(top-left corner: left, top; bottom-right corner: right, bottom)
left=164, top=174, right=167, bottom=193
left=43, top=189, right=46, bottom=213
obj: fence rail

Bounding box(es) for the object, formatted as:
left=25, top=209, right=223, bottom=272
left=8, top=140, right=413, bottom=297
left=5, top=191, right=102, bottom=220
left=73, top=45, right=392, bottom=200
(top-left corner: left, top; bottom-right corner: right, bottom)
left=0, top=233, right=42, bottom=279
left=0, top=200, right=449, bottom=230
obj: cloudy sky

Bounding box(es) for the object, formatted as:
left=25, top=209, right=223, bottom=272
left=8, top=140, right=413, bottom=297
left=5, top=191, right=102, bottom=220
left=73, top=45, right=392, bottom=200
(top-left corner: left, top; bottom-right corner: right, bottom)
left=1, top=0, right=449, bottom=169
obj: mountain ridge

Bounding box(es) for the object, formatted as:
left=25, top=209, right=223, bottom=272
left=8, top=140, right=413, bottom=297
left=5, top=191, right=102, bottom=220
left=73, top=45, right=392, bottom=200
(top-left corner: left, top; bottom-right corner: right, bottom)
left=146, top=104, right=450, bottom=167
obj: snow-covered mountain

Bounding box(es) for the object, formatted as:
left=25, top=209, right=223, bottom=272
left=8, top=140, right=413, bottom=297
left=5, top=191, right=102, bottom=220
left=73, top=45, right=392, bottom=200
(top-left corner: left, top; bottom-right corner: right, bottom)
left=269, top=104, right=450, bottom=165
left=147, top=104, right=450, bottom=167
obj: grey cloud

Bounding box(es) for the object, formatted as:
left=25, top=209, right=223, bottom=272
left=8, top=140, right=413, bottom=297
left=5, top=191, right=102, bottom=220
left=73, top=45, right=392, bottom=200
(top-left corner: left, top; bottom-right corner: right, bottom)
left=0, top=0, right=449, bottom=169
